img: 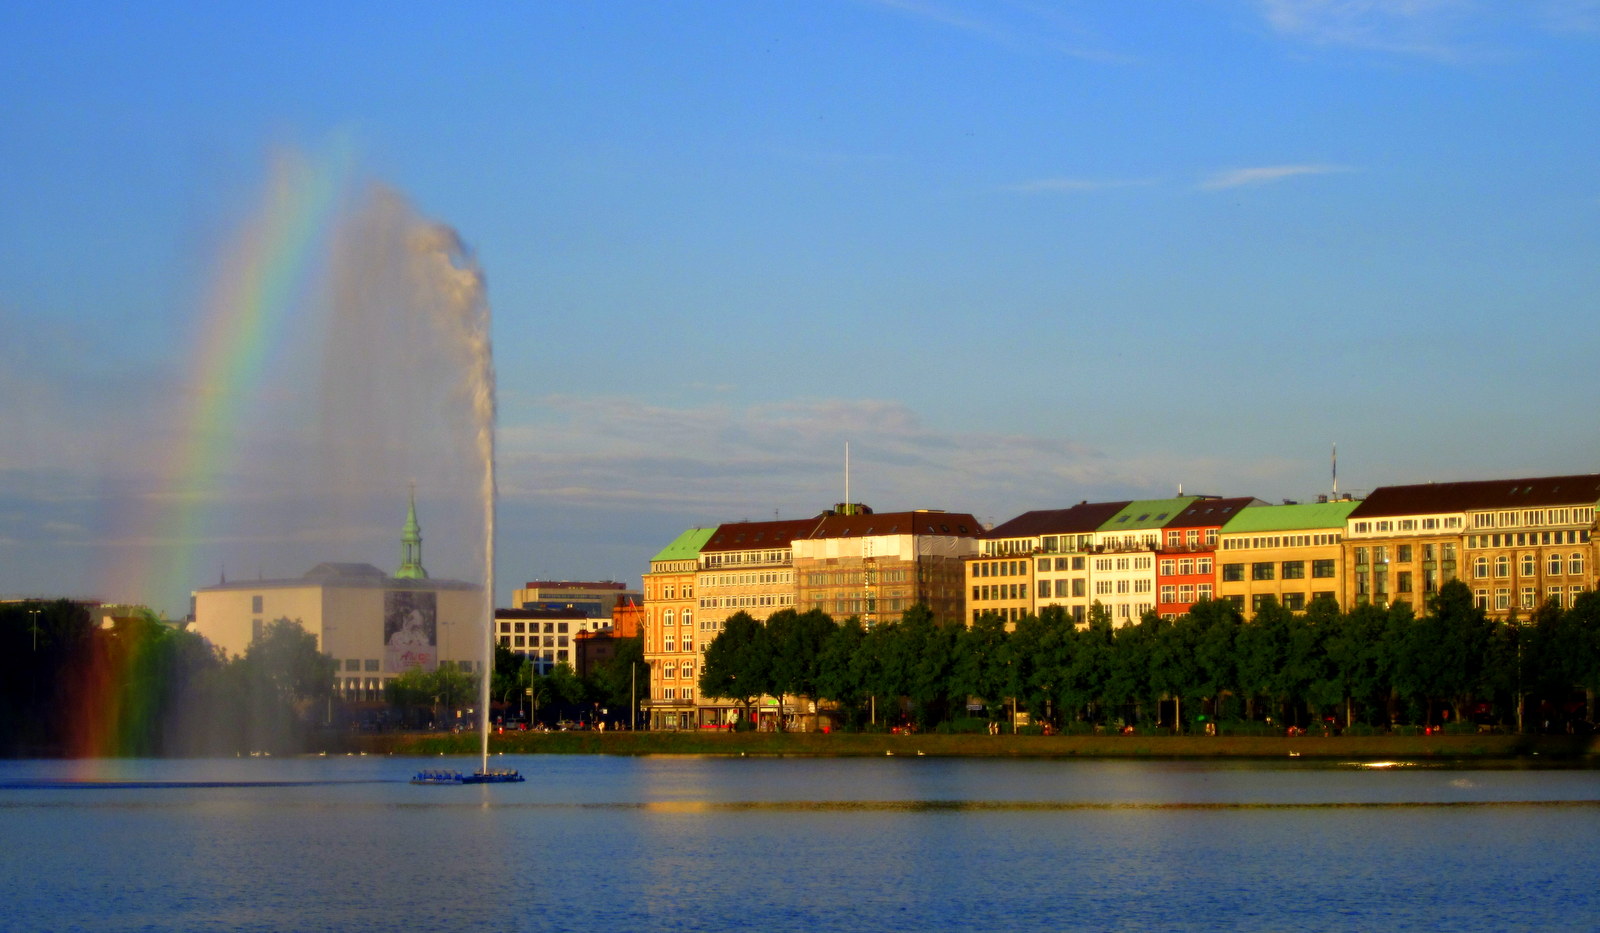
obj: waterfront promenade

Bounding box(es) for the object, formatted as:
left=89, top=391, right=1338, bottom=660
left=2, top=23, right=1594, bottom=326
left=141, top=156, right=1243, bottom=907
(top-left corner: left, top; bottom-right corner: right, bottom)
left=354, top=729, right=1600, bottom=761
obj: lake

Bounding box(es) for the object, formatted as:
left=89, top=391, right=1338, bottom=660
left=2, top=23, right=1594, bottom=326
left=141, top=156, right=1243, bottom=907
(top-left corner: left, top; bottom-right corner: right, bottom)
left=2, top=755, right=1597, bottom=931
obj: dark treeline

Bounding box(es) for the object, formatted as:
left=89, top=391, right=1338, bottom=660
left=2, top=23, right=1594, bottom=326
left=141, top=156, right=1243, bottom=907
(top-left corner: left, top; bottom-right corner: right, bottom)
left=1, top=602, right=337, bottom=756
left=1, top=600, right=649, bottom=756
left=698, top=581, right=1600, bottom=734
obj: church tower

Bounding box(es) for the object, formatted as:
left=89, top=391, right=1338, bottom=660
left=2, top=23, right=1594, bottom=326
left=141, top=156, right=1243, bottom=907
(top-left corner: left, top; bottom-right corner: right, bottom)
left=396, top=484, right=428, bottom=579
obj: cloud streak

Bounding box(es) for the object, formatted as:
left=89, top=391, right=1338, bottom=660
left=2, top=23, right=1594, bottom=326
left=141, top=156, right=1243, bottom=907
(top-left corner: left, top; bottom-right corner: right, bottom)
left=1200, top=164, right=1353, bottom=190
left=498, top=395, right=1117, bottom=521
left=1256, top=0, right=1480, bottom=57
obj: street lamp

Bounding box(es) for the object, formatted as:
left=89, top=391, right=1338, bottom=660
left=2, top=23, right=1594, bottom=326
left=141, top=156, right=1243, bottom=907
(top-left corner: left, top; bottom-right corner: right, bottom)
left=28, top=608, right=40, bottom=652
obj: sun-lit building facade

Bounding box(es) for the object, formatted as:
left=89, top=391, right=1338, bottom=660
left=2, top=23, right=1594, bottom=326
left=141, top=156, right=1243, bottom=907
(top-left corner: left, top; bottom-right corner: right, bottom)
left=969, top=500, right=1130, bottom=627
left=1155, top=497, right=1263, bottom=618
left=1216, top=499, right=1359, bottom=617
left=642, top=527, right=715, bottom=730
left=794, top=506, right=981, bottom=628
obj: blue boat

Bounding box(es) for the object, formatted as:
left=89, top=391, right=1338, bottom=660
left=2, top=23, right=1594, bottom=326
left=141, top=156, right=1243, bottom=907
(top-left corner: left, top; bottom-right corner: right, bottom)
left=410, top=769, right=467, bottom=785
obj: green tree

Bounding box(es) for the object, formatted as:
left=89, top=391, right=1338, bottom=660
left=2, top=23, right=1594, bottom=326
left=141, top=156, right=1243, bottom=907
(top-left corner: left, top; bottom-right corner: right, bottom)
left=816, top=615, right=867, bottom=725
left=1187, top=598, right=1242, bottom=722
left=1404, top=581, right=1493, bottom=725
left=1063, top=612, right=1114, bottom=724
left=698, top=612, right=768, bottom=727
left=953, top=613, right=1010, bottom=718
left=767, top=609, right=835, bottom=731
left=582, top=635, right=647, bottom=726
left=225, top=617, right=337, bottom=752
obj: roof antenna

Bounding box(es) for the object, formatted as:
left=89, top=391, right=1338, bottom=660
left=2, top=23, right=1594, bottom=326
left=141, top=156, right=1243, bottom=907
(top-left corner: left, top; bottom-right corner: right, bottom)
left=845, top=441, right=850, bottom=510
left=1177, top=482, right=1183, bottom=496
left=1332, top=443, right=1339, bottom=499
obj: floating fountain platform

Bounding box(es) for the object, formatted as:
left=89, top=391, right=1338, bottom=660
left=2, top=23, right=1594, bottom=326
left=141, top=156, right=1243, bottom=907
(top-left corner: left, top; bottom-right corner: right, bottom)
left=410, top=768, right=524, bottom=785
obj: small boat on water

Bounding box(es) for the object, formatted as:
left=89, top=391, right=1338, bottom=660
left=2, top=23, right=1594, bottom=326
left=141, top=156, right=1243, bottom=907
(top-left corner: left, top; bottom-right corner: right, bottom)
left=411, top=769, right=467, bottom=785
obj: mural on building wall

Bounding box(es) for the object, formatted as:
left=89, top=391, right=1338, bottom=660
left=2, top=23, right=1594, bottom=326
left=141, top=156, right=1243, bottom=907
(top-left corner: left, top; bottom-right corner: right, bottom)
left=384, top=590, right=438, bottom=672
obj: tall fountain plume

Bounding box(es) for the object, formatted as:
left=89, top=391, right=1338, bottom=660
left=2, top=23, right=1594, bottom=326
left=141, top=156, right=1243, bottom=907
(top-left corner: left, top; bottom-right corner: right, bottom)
left=321, top=186, right=496, bottom=763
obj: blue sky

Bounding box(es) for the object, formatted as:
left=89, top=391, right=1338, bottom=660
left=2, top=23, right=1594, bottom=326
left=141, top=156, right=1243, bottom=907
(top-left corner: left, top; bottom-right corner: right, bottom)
left=3, top=1, right=1598, bottom=616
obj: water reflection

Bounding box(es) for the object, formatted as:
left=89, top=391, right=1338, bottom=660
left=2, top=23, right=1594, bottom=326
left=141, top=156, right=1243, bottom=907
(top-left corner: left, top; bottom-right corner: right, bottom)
left=3, top=756, right=1597, bottom=932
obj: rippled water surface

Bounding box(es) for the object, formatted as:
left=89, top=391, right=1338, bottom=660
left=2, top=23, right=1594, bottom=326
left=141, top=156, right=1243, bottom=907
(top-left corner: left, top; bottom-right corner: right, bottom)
left=2, top=756, right=1597, bottom=932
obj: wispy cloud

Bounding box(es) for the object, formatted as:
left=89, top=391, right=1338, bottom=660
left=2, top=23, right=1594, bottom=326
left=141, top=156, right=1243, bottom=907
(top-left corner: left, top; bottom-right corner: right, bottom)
left=498, top=395, right=1123, bottom=520
left=1200, top=164, right=1354, bottom=190
left=1005, top=176, right=1158, bottom=194
left=1256, top=0, right=1485, bottom=59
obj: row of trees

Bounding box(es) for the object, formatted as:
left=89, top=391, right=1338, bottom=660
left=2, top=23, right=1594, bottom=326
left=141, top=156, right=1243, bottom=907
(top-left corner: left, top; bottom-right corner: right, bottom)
left=384, top=639, right=649, bottom=730
left=1, top=603, right=337, bottom=756
left=698, top=582, right=1600, bottom=733
left=2, top=601, right=654, bottom=754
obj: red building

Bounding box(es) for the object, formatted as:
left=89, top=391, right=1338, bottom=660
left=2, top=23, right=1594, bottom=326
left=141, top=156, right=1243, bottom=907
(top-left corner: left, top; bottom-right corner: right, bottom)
left=1155, top=497, right=1263, bottom=618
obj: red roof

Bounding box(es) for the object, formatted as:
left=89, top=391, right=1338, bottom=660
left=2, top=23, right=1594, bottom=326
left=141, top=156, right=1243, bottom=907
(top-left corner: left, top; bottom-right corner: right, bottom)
left=986, top=501, right=1132, bottom=539
left=800, top=510, right=982, bottom=539
left=1350, top=473, right=1600, bottom=519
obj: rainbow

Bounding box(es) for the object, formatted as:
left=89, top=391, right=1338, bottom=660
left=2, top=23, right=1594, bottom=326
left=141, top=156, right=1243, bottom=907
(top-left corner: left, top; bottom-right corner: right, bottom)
left=84, top=144, right=352, bottom=759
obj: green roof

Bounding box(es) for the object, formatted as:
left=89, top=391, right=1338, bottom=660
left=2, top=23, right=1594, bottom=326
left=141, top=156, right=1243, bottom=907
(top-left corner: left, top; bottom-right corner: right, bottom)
left=1219, top=500, right=1360, bottom=534
left=1098, top=497, right=1199, bottom=531
left=651, top=527, right=716, bottom=563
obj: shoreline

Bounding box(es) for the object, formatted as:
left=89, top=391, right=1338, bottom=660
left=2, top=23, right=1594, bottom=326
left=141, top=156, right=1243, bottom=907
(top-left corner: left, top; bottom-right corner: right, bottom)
left=350, top=730, right=1600, bottom=761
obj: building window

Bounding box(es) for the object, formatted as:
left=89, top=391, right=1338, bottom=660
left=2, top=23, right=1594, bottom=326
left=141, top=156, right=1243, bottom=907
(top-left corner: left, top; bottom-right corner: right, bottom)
left=1312, top=560, right=1336, bottom=578
left=1571, top=553, right=1586, bottom=576
left=1550, top=553, right=1564, bottom=575
left=1521, top=554, right=1536, bottom=577
left=364, top=659, right=379, bottom=672
left=1252, top=562, right=1275, bottom=581
left=1397, top=571, right=1412, bottom=594
left=1495, top=556, right=1511, bottom=578
left=1521, top=587, right=1536, bottom=610
left=1495, top=588, right=1510, bottom=611
left=1397, top=545, right=1412, bottom=563
left=1222, top=563, right=1245, bottom=582
left=1474, top=556, right=1489, bottom=579
left=1283, top=593, right=1306, bottom=612
left=1282, top=561, right=1305, bottom=580
left=1474, top=588, right=1488, bottom=609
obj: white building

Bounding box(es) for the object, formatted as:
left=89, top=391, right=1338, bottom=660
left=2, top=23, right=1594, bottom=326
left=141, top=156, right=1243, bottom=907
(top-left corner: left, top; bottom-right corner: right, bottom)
left=191, top=494, right=484, bottom=700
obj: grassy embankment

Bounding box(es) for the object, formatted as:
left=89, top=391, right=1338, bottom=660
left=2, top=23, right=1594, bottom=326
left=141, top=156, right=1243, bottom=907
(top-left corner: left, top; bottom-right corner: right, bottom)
left=350, top=729, right=1600, bottom=761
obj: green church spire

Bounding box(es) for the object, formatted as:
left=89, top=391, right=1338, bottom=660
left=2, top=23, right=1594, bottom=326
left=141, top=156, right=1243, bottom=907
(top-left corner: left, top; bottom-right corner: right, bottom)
left=396, top=483, right=428, bottom=579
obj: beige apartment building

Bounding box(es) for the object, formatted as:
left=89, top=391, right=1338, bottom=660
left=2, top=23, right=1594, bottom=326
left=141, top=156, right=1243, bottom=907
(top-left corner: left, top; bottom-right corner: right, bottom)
left=794, top=507, right=981, bottom=627
left=969, top=501, right=1130, bottom=627
left=1343, top=474, right=1600, bottom=618
left=1215, top=499, right=1358, bottom=617
left=1084, top=497, right=1199, bottom=626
